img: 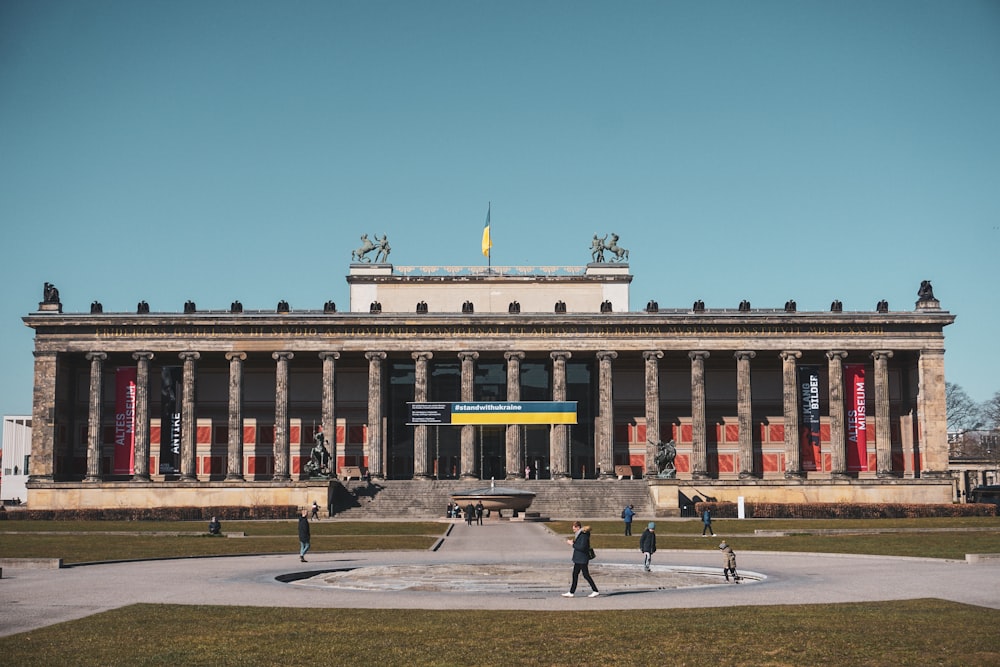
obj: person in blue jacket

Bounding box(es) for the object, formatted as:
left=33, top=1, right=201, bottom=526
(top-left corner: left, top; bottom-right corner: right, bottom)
left=562, top=521, right=600, bottom=598
left=622, top=504, right=636, bottom=536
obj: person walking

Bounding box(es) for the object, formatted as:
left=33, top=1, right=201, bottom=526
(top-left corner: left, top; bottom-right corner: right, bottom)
left=719, top=541, right=740, bottom=582
left=639, top=522, right=656, bottom=571
left=701, top=507, right=716, bottom=536
left=298, top=509, right=311, bottom=562
left=475, top=500, right=485, bottom=525
left=622, top=504, right=636, bottom=536
left=310, top=501, right=320, bottom=520
left=562, top=521, right=599, bottom=598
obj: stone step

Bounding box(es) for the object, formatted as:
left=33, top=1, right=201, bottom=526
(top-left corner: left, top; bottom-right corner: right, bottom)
left=329, top=479, right=655, bottom=520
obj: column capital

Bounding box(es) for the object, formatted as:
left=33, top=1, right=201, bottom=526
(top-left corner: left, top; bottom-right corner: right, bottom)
left=504, top=350, right=526, bottom=362
left=33, top=350, right=58, bottom=359
left=688, top=350, right=710, bottom=362
left=225, top=351, right=247, bottom=362
left=179, top=351, right=201, bottom=362
left=457, top=350, right=480, bottom=362
left=411, top=351, right=434, bottom=362
left=272, top=351, right=294, bottom=361
left=85, top=351, right=107, bottom=362
left=871, top=350, right=894, bottom=361
left=319, top=351, right=341, bottom=362
left=779, top=350, right=802, bottom=361
left=550, top=351, right=572, bottom=362
left=596, top=350, right=618, bottom=362
left=826, top=350, right=848, bottom=361
left=132, top=351, right=155, bottom=362
left=643, top=350, right=664, bottom=361
left=365, top=351, right=387, bottom=362
left=734, top=350, right=756, bottom=361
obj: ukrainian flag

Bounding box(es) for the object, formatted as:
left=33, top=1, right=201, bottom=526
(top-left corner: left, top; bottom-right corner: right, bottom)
left=481, top=203, right=492, bottom=257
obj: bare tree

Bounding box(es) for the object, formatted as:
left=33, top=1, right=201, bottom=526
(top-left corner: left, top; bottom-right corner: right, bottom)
left=981, top=391, right=1000, bottom=431
left=946, top=382, right=983, bottom=432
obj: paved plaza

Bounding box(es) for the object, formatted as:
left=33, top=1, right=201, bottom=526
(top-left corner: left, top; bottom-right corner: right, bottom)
left=1, top=520, right=998, bottom=638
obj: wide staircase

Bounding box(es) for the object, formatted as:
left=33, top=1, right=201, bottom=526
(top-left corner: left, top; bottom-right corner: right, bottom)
left=328, top=478, right=655, bottom=521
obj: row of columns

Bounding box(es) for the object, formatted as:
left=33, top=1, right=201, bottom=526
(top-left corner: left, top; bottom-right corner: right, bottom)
left=70, top=345, right=942, bottom=483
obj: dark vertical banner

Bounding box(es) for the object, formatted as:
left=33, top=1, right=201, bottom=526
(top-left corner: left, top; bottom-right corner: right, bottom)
left=114, top=368, right=137, bottom=475
left=845, top=363, right=868, bottom=472
left=798, top=365, right=821, bottom=471
left=159, top=366, right=182, bottom=474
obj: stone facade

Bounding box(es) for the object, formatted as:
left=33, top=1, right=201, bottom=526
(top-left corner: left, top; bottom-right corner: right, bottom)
left=22, top=265, right=956, bottom=510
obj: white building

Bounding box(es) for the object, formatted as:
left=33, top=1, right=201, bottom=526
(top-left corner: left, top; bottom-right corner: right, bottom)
left=2, top=416, right=32, bottom=503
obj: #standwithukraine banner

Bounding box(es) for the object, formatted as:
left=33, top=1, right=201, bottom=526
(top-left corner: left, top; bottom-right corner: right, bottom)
left=408, top=401, right=577, bottom=425
left=845, top=363, right=868, bottom=472
left=114, top=367, right=137, bottom=475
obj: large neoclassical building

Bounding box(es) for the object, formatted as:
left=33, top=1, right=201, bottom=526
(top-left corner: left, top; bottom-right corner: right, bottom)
left=23, top=255, right=956, bottom=511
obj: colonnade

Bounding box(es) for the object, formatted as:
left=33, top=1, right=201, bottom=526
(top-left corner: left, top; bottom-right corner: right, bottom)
left=48, top=344, right=948, bottom=483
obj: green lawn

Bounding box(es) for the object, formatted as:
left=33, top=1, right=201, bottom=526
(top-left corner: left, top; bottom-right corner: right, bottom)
left=1, top=600, right=996, bottom=666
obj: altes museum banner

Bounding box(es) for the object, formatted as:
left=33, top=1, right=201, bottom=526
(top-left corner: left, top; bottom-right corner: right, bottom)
left=114, top=367, right=137, bottom=475
left=845, top=363, right=868, bottom=472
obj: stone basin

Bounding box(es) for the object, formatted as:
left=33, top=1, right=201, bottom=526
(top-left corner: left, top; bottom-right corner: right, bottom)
left=451, top=483, right=536, bottom=512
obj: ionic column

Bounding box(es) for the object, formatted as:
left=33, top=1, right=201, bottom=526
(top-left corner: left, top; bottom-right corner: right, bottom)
left=504, top=351, right=525, bottom=479
left=30, top=351, right=58, bottom=482
left=689, top=351, right=711, bottom=479
left=365, top=351, right=387, bottom=479
left=458, top=351, right=479, bottom=480
left=643, top=351, right=664, bottom=477
left=272, top=351, right=293, bottom=481
left=917, top=348, right=949, bottom=476
left=550, top=351, right=572, bottom=479
left=412, top=352, right=433, bottom=480
left=132, top=351, right=154, bottom=481
left=319, top=351, right=340, bottom=477
left=179, top=351, right=200, bottom=482
left=596, top=350, right=618, bottom=479
left=84, top=352, right=107, bottom=482
left=225, top=352, right=247, bottom=481
left=779, top=350, right=804, bottom=478
left=872, top=350, right=894, bottom=477
left=827, top=350, right=849, bottom=477
left=735, top=351, right=756, bottom=478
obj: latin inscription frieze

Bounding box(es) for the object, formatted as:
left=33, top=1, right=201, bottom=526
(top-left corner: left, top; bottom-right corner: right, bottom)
left=95, top=323, right=892, bottom=340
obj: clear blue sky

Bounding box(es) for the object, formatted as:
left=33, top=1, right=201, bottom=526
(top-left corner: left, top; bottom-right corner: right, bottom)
left=1, top=0, right=998, bottom=419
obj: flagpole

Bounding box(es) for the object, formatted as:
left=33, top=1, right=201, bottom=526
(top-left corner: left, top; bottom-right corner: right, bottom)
left=488, top=201, right=492, bottom=271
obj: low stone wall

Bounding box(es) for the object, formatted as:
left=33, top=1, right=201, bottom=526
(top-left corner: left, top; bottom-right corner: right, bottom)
left=25, top=480, right=333, bottom=511
left=652, top=478, right=955, bottom=514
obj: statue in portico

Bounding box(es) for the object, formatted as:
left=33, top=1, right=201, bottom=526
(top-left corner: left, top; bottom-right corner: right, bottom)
left=305, top=429, right=332, bottom=478
left=655, top=440, right=677, bottom=479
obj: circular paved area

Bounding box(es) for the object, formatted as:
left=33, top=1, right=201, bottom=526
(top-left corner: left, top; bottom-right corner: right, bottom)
left=1, top=520, right=998, bottom=638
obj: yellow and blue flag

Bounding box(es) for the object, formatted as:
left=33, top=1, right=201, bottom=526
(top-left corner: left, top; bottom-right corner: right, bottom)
left=481, top=203, right=492, bottom=257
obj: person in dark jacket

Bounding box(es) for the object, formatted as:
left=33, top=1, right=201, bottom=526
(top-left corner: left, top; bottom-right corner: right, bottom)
left=639, top=522, right=656, bottom=571
left=208, top=516, right=221, bottom=536
left=562, top=521, right=599, bottom=598
left=475, top=500, right=485, bottom=525
left=465, top=503, right=475, bottom=526
left=702, top=508, right=716, bottom=536
left=622, top=504, right=636, bottom=536
left=298, top=509, right=311, bottom=562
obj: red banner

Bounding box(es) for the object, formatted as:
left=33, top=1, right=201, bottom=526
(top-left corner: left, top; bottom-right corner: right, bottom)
left=114, top=367, right=137, bottom=475
left=797, top=366, right=822, bottom=471
left=845, top=364, right=868, bottom=472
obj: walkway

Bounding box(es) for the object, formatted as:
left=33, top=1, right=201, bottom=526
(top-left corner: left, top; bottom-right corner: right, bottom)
left=1, top=520, right=998, bottom=638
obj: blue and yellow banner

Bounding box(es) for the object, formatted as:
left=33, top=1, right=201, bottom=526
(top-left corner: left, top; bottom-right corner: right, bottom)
left=408, top=401, right=577, bottom=425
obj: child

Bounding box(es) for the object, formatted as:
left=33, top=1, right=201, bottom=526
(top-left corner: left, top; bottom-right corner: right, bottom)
left=719, top=541, right=740, bottom=583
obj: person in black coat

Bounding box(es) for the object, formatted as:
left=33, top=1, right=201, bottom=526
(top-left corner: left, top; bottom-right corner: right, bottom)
left=562, top=521, right=599, bottom=598
left=639, top=522, right=656, bottom=571
left=298, top=510, right=311, bottom=562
